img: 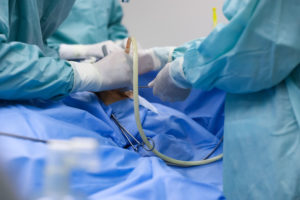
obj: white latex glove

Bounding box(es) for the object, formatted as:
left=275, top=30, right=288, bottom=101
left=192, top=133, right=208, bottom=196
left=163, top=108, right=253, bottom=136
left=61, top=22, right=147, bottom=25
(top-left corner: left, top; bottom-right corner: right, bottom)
left=148, top=58, right=191, bottom=102
left=59, top=40, right=123, bottom=60
left=70, top=51, right=133, bottom=92
left=137, top=47, right=175, bottom=74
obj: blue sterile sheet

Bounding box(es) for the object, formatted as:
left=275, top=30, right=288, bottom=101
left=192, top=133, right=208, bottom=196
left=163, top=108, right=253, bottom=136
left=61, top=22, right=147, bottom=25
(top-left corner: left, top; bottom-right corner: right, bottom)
left=0, top=92, right=225, bottom=200
left=139, top=71, right=226, bottom=138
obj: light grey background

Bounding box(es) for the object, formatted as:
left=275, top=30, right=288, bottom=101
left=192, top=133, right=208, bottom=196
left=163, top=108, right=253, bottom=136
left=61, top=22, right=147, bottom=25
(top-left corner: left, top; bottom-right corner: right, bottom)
left=121, top=0, right=227, bottom=48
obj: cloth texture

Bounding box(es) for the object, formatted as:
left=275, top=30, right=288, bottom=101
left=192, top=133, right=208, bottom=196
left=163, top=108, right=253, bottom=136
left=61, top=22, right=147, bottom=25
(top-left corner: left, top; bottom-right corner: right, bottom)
left=0, top=0, right=76, bottom=100
left=0, top=92, right=224, bottom=200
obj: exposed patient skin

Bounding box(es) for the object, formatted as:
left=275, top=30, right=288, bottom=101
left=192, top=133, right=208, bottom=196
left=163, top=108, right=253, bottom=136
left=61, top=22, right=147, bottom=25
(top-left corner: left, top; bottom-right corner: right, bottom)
left=96, top=90, right=133, bottom=105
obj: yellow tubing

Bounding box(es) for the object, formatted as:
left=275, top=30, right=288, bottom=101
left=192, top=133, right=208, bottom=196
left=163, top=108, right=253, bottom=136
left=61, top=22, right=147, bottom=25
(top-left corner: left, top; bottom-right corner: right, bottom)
left=128, top=37, right=223, bottom=167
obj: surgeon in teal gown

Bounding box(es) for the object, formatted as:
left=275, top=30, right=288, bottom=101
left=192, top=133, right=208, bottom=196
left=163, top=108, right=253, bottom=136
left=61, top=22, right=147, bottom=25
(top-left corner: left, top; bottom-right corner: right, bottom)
left=48, top=0, right=128, bottom=45
left=148, top=0, right=300, bottom=199
left=0, top=0, right=133, bottom=101
left=0, top=0, right=74, bottom=100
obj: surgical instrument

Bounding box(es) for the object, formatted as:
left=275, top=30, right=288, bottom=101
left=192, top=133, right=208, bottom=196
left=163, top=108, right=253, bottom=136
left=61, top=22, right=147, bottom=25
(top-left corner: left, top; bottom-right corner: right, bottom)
left=126, top=37, right=223, bottom=167
left=138, top=86, right=151, bottom=89
left=102, top=45, right=109, bottom=57
left=0, top=131, right=47, bottom=143
left=111, top=114, right=155, bottom=152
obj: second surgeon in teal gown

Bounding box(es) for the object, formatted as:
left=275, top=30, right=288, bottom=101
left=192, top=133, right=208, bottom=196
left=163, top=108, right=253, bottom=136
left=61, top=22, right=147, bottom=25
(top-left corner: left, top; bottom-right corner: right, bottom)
left=48, top=0, right=128, bottom=45
left=148, top=0, right=300, bottom=199
left=0, top=0, right=75, bottom=100
left=0, top=0, right=134, bottom=101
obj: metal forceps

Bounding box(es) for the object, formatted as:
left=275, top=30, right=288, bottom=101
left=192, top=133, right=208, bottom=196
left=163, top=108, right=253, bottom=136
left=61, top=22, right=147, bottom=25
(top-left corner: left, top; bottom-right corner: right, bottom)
left=111, top=114, right=155, bottom=152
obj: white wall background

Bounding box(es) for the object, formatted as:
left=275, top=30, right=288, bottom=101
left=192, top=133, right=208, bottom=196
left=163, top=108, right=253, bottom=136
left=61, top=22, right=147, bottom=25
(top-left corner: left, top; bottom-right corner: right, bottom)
left=121, top=0, right=227, bottom=48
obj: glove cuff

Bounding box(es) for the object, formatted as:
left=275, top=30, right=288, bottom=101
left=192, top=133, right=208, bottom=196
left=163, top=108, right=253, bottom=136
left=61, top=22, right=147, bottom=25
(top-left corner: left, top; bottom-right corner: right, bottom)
left=69, top=61, right=102, bottom=93
left=169, top=57, right=192, bottom=89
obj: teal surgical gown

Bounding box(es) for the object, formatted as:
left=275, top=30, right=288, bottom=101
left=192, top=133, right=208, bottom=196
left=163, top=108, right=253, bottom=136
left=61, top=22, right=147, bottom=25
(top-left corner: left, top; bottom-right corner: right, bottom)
left=48, top=0, right=128, bottom=45
left=172, top=0, right=300, bottom=199
left=0, top=0, right=76, bottom=100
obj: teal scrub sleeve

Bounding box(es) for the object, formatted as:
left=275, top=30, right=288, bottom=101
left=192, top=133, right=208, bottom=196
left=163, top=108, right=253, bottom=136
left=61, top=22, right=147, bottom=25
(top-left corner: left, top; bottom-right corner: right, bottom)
left=108, top=0, right=129, bottom=41
left=176, top=0, right=300, bottom=93
left=172, top=38, right=205, bottom=60
left=0, top=13, right=74, bottom=100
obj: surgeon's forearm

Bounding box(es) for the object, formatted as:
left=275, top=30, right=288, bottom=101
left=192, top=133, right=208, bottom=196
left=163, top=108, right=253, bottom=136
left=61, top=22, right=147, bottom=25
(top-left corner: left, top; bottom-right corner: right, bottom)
left=0, top=42, right=74, bottom=100
left=180, top=0, right=300, bottom=93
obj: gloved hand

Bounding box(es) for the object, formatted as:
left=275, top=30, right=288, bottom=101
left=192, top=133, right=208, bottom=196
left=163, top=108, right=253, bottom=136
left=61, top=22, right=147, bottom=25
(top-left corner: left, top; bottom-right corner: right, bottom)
left=70, top=51, right=133, bottom=92
left=148, top=57, right=191, bottom=102
left=137, top=47, right=175, bottom=74
left=59, top=40, right=123, bottom=60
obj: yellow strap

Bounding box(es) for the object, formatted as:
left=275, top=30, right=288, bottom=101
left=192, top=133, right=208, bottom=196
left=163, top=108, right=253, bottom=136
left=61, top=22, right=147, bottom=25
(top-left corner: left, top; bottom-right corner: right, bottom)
left=213, top=7, right=218, bottom=28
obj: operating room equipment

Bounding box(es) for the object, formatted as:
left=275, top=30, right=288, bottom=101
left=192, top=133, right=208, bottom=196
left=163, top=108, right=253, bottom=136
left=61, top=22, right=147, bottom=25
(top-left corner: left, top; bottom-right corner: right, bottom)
left=126, top=37, right=223, bottom=167
left=0, top=168, right=18, bottom=200
left=111, top=112, right=223, bottom=160
left=203, top=136, right=223, bottom=160
left=0, top=132, right=48, bottom=144
left=0, top=131, right=100, bottom=199
left=121, top=0, right=130, bottom=3
left=111, top=114, right=142, bottom=151
left=37, top=138, right=100, bottom=200
left=111, top=114, right=155, bottom=152
left=138, top=86, right=151, bottom=89
left=0, top=132, right=99, bottom=199
left=102, top=45, right=109, bottom=57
